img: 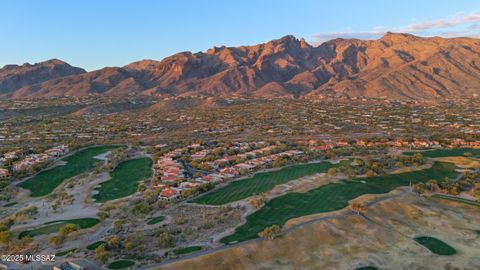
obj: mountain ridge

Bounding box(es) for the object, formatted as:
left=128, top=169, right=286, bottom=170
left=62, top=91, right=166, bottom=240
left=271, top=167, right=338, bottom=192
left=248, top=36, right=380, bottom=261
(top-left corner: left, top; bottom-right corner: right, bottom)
left=2, top=33, right=480, bottom=101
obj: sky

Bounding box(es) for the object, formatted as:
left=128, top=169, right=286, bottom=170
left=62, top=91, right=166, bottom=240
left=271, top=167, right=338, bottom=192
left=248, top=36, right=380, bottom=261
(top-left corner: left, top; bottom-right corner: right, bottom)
left=1, top=0, right=480, bottom=71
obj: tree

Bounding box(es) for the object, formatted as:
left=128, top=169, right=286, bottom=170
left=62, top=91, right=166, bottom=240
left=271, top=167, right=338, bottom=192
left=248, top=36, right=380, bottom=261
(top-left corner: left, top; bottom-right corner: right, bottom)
left=113, top=220, right=123, bottom=233
left=0, top=216, right=15, bottom=229
left=132, top=201, right=152, bottom=215
left=473, top=183, right=480, bottom=200
left=365, top=170, right=376, bottom=177
left=108, top=235, right=120, bottom=249
left=412, top=183, right=426, bottom=194
left=349, top=202, right=367, bottom=215
left=345, top=168, right=356, bottom=178
left=143, top=190, right=158, bottom=204
left=258, top=224, right=281, bottom=239
left=327, top=168, right=337, bottom=177
left=96, top=211, right=109, bottom=220
left=94, top=244, right=108, bottom=263
left=48, top=235, right=65, bottom=246
left=0, top=230, right=14, bottom=245
left=249, top=193, right=267, bottom=209
left=425, top=180, right=439, bottom=192
left=181, top=189, right=195, bottom=198
left=59, top=224, right=80, bottom=237
left=239, top=167, right=249, bottom=176
left=412, top=153, right=424, bottom=165
left=272, top=158, right=288, bottom=168
left=157, top=232, right=175, bottom=248
left=124, top=238, right=134, bottom=251
left=197, top=163, right=213, bottom=171
left=189, top=160, right=199, bottom=168
left=137, top=183, right=146, bottom=192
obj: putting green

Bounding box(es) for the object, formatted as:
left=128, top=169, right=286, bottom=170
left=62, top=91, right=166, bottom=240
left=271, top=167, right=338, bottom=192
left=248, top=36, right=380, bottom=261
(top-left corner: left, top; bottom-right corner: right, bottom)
left=93, top=157, right=152, bottom=203
left=108, top=260, right=135, bottom=269
left=191, top=160, right=351, bottom=205
left=414, top=236, right=456, bottom=255
left=221, top=162, right=457, bottom=244
left=173, top=246, right=202, bottom=255
left=86, top=240, right=107, bottom=250
left=18, top=145, right=121, bottom=197
left=19, top=218, right=100, bottom=239
left=55, top=248, right=76, bottom=256
left=147, top=215, right=165, bottom=225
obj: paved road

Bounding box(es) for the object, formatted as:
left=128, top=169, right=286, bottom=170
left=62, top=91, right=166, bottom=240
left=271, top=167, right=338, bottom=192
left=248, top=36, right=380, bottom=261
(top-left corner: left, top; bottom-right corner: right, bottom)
left=140, top=188, right=412, bottom=270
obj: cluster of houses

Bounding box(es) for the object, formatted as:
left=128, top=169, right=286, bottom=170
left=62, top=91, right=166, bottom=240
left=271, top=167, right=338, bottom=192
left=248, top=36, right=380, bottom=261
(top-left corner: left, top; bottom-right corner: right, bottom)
left=449, top=138, right=480, bottom=148
left=154, top=149, right=185, bottom=184
left=4, top=144, right=68, bottom=172
left=305, top=138, right=480, bottom=151
left=153, top=143, right=304, bottom=202
left=0, top=151, right=20, bottom=180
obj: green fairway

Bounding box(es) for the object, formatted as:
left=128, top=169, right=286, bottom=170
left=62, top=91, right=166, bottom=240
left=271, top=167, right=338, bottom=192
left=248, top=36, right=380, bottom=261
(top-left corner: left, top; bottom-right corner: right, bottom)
left=93, top=157, right=152, bottom=203
left=18, top=145, right=120, bottom=197
left=147, top=215, right=165, bottom=225
left=173, top=246, right=202, bottom=255
left=405, top=148, right=480, bottom=158
left=221, top=162, right=457, bottom=244
left=414, top=236, right=456, bottom=255
left=86, top=240, right=107, bottom=250
left=432, top=194, right=480, bottom=207
left=55, top=248, right=77, bottom=256
left=19, top=218, right=100, bottom=238
left=191, top=160, right=351, bottom=205
left=108, top=260, right=135, bottom=269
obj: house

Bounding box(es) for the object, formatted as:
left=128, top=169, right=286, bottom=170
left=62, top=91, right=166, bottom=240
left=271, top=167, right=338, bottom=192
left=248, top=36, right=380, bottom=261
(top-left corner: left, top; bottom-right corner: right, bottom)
left=411, top=139, right=430, bottom=148
left=159, top=187, right=182, bottom=202
left=45, top=144, right=69, bottom=158
left=220, top=167, right=239, bottom=176
left=3, top=151, right=18, bottom=160
left=188, top=143, right=202, bottom=149
left=468, top=141, right=480, bottom=149
left=179, top=181, right=200, bottom=189
left=191, top=150, right=209, bottom=160
left=161, top=174, right=179, bottom=184
left=0, top=169, right=9, bottom=179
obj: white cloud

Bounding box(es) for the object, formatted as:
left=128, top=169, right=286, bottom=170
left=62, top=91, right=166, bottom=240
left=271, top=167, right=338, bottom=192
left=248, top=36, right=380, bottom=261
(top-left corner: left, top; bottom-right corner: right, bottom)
left=310, top=12, right=480, bottom=45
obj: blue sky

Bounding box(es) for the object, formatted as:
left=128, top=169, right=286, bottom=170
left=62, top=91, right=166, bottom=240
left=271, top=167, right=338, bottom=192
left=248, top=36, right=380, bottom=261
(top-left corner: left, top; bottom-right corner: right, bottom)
left=1, top=0, right=479, bottom=70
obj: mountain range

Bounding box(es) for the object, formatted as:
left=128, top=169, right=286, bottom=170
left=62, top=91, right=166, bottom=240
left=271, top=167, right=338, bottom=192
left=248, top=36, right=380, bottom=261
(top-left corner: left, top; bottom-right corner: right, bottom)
left=2, top=32, right=480, bottom=101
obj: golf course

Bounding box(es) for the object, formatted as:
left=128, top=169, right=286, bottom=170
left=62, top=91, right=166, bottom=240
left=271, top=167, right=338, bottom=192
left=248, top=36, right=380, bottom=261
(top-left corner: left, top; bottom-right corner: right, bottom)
left=19, top=218, right=100, bottom=238
left=93, top=157, right=152, bottom=202
left=191, top=160, right=351, bottom=205
left=405, top=148, right=480, bottom=158
left=221, top=161, right=458, bottom=244
left=18, top=145, right=120, bottom=197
